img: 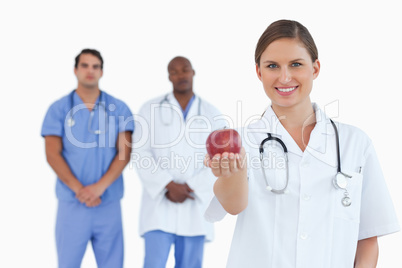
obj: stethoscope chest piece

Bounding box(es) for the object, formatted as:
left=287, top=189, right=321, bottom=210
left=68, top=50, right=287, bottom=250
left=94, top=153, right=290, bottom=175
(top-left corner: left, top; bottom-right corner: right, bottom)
left=333, top=172, right=353, bottom=207
left=342, top=194, right=352, bottom=207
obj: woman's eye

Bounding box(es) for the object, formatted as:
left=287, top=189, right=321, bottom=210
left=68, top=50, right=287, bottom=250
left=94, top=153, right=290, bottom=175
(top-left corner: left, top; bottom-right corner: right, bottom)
left=291, top=62, right=301, bottom=67
left=267, top=64, right=277, bottom=68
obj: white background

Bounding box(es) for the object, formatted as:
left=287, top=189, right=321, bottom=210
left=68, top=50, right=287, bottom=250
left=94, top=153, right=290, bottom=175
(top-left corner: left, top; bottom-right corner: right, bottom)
left=1, top=0, right=401, bottom=267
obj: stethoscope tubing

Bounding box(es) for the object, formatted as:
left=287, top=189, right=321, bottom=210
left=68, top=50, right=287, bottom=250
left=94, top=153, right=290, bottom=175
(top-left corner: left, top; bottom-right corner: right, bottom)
left=159, top=94, right=201, bottom=126
left=260, top=118, right=349, bottom=195
left=68, top=90, right=107, bottom=134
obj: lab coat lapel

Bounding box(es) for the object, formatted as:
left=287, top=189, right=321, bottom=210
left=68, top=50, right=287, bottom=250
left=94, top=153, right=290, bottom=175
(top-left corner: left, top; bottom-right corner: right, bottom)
left=185, top=95, right=199, bottom=120
left=156, top=93, right=184, bottom=148
left=166, top=93, right=183, bottom=118
left=305, top=105, right=337, bottom=168
left=166, top=92, right=186, bottom=128
left=261, top=107, right=304, bottom=157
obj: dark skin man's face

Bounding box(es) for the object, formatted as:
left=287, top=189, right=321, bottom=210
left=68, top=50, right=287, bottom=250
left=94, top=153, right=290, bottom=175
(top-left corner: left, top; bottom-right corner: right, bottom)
left=168, top=57, right=195, bottom=94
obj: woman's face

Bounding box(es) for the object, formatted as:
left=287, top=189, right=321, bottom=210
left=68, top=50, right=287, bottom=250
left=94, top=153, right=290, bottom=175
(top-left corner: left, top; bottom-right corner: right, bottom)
left=256, top=38, right=320, bottom=110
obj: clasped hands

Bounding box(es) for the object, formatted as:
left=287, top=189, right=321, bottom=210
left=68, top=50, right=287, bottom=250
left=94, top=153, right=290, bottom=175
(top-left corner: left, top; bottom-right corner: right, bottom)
left=165, top=181, right=195, bottom=203
left=76, top=183, right=105, bottom=207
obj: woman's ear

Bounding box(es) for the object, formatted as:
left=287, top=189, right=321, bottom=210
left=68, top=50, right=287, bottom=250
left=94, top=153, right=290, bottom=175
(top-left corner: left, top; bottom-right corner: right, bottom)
left=312, top=59, right=320, bottom=80
left=256, top=64, right=262, bottom=81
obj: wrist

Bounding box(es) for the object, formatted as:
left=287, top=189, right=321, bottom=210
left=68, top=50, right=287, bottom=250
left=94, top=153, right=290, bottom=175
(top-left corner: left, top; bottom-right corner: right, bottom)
left=71, top=182, right=84, bottom=194
left=165, top=180, right=175, bottom=190
left=94, top=180, right=108, bottom=194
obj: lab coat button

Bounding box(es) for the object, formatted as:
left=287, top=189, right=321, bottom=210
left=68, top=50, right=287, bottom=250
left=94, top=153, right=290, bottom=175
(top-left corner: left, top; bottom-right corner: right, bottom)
left=300, top=233, right=308, bottom=240
left=303, top=194, right=311, bottom=201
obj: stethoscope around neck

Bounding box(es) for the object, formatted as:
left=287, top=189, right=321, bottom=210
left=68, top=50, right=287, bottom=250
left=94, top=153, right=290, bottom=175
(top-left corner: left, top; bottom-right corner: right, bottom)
left=159, top=94, right=202, bottom=126
left=259, top=119, right=353, bottom=207
left=66, top=90, right=108, bottom=134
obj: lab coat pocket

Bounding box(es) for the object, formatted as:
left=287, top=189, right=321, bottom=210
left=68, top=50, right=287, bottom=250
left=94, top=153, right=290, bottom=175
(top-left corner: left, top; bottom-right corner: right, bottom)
left=334, top=171, right=363, bottom=222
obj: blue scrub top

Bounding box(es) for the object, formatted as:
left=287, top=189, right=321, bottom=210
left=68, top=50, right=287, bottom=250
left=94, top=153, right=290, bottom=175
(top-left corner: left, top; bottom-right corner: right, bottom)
left=182, top=95, right=195, bottom=120
left=41, top=90, right=134, bottom=204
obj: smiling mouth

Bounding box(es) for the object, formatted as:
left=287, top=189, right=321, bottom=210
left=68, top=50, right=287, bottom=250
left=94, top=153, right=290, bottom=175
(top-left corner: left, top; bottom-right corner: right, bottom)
left=276, top=86, right=298, bottom=92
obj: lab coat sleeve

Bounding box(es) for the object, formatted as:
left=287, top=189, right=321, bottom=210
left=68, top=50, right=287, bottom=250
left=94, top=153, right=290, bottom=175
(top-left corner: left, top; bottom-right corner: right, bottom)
left=133, top=106, right=173, bottom=199
left=186, top=166, right=217, bottom=202
left=358, top=143, right=400, bottom=240
left=204, top=196, right=228, bottom=222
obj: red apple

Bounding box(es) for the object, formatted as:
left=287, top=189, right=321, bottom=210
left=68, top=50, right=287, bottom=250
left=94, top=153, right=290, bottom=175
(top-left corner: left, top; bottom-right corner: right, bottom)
left=206, top=128, right=242, bottom=158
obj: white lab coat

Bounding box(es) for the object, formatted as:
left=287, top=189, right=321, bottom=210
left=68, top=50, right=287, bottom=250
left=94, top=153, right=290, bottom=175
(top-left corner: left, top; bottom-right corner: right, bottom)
left=134, top=93, right=225, bottom=241
left=205, top=104, right=400, bottom=268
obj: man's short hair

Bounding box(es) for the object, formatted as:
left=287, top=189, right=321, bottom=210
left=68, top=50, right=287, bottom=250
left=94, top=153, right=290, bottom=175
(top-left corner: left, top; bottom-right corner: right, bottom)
left=75, top=49, right=104, bottom=70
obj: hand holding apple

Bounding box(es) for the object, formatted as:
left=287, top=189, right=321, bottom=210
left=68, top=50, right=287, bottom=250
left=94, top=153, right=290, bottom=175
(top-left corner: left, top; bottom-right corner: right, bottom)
left=205, top=129, right=248, bottom=214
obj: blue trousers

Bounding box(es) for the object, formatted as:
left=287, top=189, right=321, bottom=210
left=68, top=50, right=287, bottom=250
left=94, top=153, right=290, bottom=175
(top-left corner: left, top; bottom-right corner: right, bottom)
left=56, top=200, right=123, bottom=268
left=143, top=230, right=205, bottom=268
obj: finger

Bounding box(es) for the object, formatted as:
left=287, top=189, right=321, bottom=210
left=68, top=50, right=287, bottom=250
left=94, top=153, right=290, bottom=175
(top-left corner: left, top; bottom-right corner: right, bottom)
left=85, top=200, right=95, bottom=207
left=228, top=152, right=237, bottom=172
left=88, top=196, right=97, bottom=204
left=76, top=189, right=89, bottom=203
left=88, top=201, right=99, bottom=207
left=237, top=147, right=247, bottom=170
left=93, top=198, right=101, bottom=207
left=177, top=197, right=186, bottom=203
left=76, top=194, right=86, bottom=204
left=165, top=192, right=176, bottom=203
left=204, top=154, right=211, bottom=167
left=220, top=152, right=231, bottom=177
left=185, top=184, right=194, bottom=193
left=173, top=193, right=185, bottom=203
left=186, top=192, right=195, bottom=200
left=210, top=154, right=222, bottom=177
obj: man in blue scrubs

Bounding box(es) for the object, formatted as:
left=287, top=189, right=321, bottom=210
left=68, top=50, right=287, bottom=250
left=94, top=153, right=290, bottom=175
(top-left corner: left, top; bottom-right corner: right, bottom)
left=41, top=49, right=134, bottom=268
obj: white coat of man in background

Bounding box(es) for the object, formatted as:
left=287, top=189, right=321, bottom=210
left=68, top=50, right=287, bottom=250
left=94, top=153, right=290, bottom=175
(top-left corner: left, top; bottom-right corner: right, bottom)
left=133, top=56, right=225, bottom=268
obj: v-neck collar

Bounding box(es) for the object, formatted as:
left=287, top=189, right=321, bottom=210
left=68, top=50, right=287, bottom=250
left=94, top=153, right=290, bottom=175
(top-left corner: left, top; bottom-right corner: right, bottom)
left=166, top=92, right=198, bottom=121
left=73, top=90, right=102, bottom=113
left=255, top=103, right=336, bottom=157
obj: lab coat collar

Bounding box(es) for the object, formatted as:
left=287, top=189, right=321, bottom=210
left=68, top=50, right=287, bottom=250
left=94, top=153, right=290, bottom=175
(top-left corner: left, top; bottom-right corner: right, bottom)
left=165, top=92, right=200, bottom=120
left=305, top=104, right=337, bottom=167
left=164, top=92, right=179, bottom=107
left=256, top=103, right=336, bottom=160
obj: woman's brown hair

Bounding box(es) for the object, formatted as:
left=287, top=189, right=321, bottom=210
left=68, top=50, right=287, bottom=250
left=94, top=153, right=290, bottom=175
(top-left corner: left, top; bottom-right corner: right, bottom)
left=255, top=20, right=318, bottom=66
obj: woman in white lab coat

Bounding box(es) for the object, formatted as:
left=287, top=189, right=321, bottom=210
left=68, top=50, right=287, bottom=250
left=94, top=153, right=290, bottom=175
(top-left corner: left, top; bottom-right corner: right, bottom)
left=204, top=19, right=399, bottom=268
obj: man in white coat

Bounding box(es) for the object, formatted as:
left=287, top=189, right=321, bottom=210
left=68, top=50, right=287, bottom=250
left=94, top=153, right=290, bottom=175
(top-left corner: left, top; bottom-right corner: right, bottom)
left=133, top=56, right=225, bottom=268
